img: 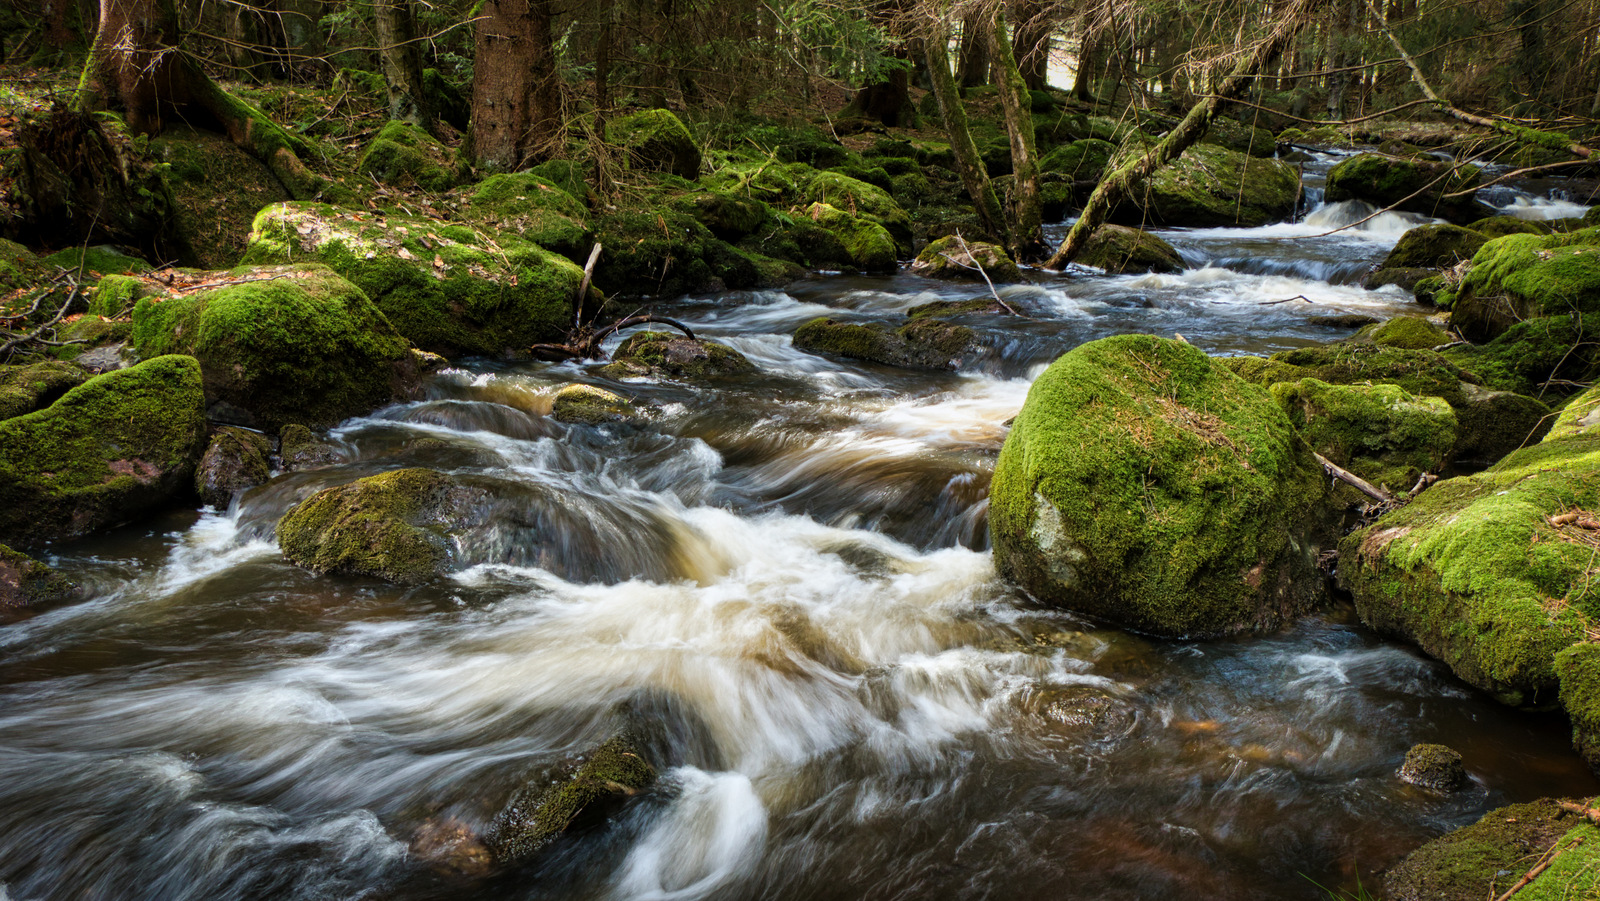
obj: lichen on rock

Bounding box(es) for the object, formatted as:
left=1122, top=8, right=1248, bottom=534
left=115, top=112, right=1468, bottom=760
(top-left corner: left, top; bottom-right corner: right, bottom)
left=485, top=733, right=657, bottom=865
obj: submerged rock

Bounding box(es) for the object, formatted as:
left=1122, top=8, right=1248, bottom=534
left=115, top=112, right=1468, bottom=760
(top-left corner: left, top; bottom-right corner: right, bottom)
left=275, top=468, right=489, bottom=584
left=130, top=264, right=418, bottom=431
left=1324, top=153, right=1484, bottom=222
left=195, top=427, right=272, bottom=509
left=909, top=236, right=1021, bottom=282
left=602, top=331, right=756, bottom=381
left=486, top=733, right=657, bottom=865
left=0, top=544, right=79, bottom=611
left=0, top=355, right=207, bottom=544
left=990, top=335, right=1329, bottom=637
left=276, top=424, right=342, bottom=471
left=1074, top=224, right=1185, bottom=274
left=0, top=361, right=88, bottom=421
left=551, top=384, right=643, bottom=426
left=1385, top=799, right=1598, bottom=901
left=793, top=317, right=977, bottom=371
left=1397, top=743, right=1469, bottom=792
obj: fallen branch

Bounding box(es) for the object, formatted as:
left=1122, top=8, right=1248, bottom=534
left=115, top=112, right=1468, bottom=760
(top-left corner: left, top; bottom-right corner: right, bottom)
left=0, top=282, right=80, bottom=360
left=948, top=234, right=1023, bottom=317
left=574, top=243, right=602, bottom=324
left=1493, top=836, right=1583, bottom=901
left=1557, top=800, right=1600, bottom=824
left=1261, top=295, right=1315, bottom=305
left=1315, top=452, right=1396, bottom=504
left=1408, top=473, right=1438, bottom=497
left=528, top=312, right=698, bottom=362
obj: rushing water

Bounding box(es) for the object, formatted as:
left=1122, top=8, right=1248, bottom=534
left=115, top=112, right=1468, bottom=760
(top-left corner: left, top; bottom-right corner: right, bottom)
left=3, top=162, right=1597, bottom=901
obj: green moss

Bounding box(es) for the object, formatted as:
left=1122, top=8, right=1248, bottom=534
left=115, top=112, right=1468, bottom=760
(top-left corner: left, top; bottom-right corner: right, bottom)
left=486, top=733, right=657, bottom=864
left=1325, top=153, right=1483, bottom=221
left=244, top=202, right=583, bottom=354
left=1268, top=343, right=1477, bottom=407
left=1443, top=317, right=1594, bottom=397
left=1548, top=384, right=1600, bottom=442
left=1273, top=378, right=1456, bottom=491
left=1397, top=743, right=1469, bottom=791
left=1557, top=643, right=1600, bottom=772
left=1200, top=116, right=1277, bottom=158
left=0, top=355, right=207, bottom=544
left=738, top=220, right=852, bottom=272
left=0, top=239, right=46, bottom=293
left=909, top=236, right=1022, bottom=282
left=550, top=384, right=641, bottom=426
left=194, top=426, right=272, bottom=509
left=151, top=128, right=291, bottom=269
left=89, top=274, right=146, bottom=318
left=803, top=171, right=912, bottom=253
left=0, top=362, right=89, bottom=421
left=1451, top=382, right=1553, bottom=465
left=0, top=543, right=79, bottom=611
left=1111, top=143, right=1300, bottom=229
left=804, top=203, right=896, bottom=273
left=463, top=173, right=589, bottom=259
left=357, top=120, right=462, bottom=193
left=1452, top=229, right=1600, bottom=342
left=132, top=264, right=412, bottom=430
left=826, top=163, right=892, bottom=191
left=601, top=331, right=756, bottom=381
left=990, top=336, right=1329, bottom=637
left=591, top=203, right=765, bottom=297
left=1365, top=316, right=1450, bottom=350
left=1074, top=224, right=1184, bottom=274
left=49, top=317, right=131, bottom=363
left=678, top=191, right=772, bottom=241
left=1382, top=224, right=1488, bottom=270
left=528, top=160, right=588, bottom=199
left=1385, top=800, right=1596, bottom=901
left=278, top=423, right=340, bottom=471
left=1038, top=139, right=1115, bottom=182
left=792, top=317, right=977, bottom=371
left=906, top=298, right=1010, bottom=319
left=41, top=245, right=148, bottom=276
left=275, top=468, right=480, bottom=583
left=608, top=109, right=702, bottom=179
left=1469, top=216, right=1552, bottom=239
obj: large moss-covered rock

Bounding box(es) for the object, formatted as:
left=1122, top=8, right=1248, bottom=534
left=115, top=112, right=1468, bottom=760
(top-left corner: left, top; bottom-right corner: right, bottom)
left=1272, top=378, right=1456, bottom=493
left=1324, top=153, right=1484, bottom=222
left=1397, top=743, right=1469, bottom=792
left=0, top=544, right=79, bottom=611
left=590, top=204, right=773, bottom=297
left=462, top=173, right=590, bottom=260
left=1557, top=643, right=1600, bottom=772
left=1364, top=316, right=1451, bottom=350
left=1038, top=139, right=1115, bottom=182
left=149, top=128, right=292, bottom=269
left=1109, top=143, right=1300, bottom=228
left=195, top=426, right=272, bottom=509
left=1384, top=799, right=1598, bottom=901
left=276, top=468, right=488, bottom=584
left=793, top=317, right=977, bottom=371
left=550, top=384, right=643, bottom=426
left=358, top=120, right=462, bottom=193
left=0, top=238, right=45, bottom=293
left=600, top=331, right=756, bottom=381
left=486, top=733, right=657, bottom=864
left=244, top=202, right=586, bottom=355
left=803, top=171, right=913, bottom=253
left=0, top=361, right=88, bottom=421
left=679, top=190, right=772, bottom=242
left=0, top=355, right=207, bottom=544
left=1449, top=229, right=1600, bottom=342
left=1443, top=317, right=1596, bottom=398
left=909, top=236, right=1022, bottom=282
left=1074, top=224, right=1184, bottom=274
left=131, top=264, right=417, bottom=431
left=804, top=203, right=896, bottom=273
left=990, top=335, right=1329, bottom=637
left=1380, top=223, right=1488, bottom=270
left=608, top=109, right=701, bottom=179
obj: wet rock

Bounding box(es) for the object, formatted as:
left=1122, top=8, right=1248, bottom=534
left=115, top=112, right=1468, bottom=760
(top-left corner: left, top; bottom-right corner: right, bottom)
left=357, top=120, right=463, bottom=193
left=485, top=733, right=657, bottom=865
left=1307, top=313, right=1382, bottom=330
left=275, top=468, right=489, bottom=584
left=1074, top=224, right=1184, bottom=274
left=1385, top=799, right=1598, bottom=901
left=1397, top=743, right=1469, bottom=791
left=990, top=335, right=1330, bottom=638
left=1362, top=316, right=1450, bottom=350
left=277, top=424, right=341, bottom=472
left=1273, top=378, right=1456, bottom=496
left=1557, top=642, right=1600, bottom=772
left=607, top=108, right=701, bottom=178
left=51, top=317, right=135, bottom=368
left=0, top=355, right=207, bottom=544
left=195, top=426, right=272, bottom=509
left=1324, top=153, right=1485, bottom=222
left=0, top=543, right=79, bottom=612
left=461, top=172, right=590, bottom=260
left=1018, top=684, right=1139, bottom=741
left=804, top=202, right=897, bottom=273
left=130, top=264, right=419, bottom=431
left=803, top=170, right=913, bottom=254
left=906, top=298, right=1013, bottom=319
left=793, top=317, right=977, bottom=371
left=550, top=384, right=643, bottom=426
left=1448, top=229, right=1600, bottom=342
left=244, top=203, right=591, bottom=356
left=0, top=361, right=88, bottom=421
left=909, top=236, right=1021, bottom=282
left=1363, top=266, right=1434, bottom=292
left=409, top=817, right=493, bottom=879
left=601, top=331, right=757, bottom=381
left=1109, top=143, right=1300, bottom=229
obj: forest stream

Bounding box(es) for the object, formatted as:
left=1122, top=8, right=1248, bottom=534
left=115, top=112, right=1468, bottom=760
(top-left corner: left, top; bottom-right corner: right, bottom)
left=2, top=154, right=1597, bottom=901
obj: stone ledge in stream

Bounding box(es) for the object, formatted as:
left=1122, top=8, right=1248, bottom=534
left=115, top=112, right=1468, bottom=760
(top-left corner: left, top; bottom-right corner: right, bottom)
left=0, top=543, right=80, bottom=613
left=599, top=332, right=757, bottom=381
left=484, top=732, right=658, bottom=866
left=793, top=317, right=978, bottom=371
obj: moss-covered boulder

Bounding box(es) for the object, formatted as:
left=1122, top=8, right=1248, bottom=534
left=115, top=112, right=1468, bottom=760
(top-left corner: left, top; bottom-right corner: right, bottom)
left=0, top=544, right=79, bottom=612
left=41, top=245, right=150, bottom=277
left=1443, top=317, right=1595, bottom=397
left=89, top=274, right=148, bottom=319
left=1384, top=799, right=1599, bottom=901
left=0, top=239, right=46, bottom=293
left=1201, top=116, right=1277, bottom=158
left=600, top=331, right=756, bottom=380
left=1074, top=224, right=1185, bottom=274
left=195, top=426, right=272, bottom=509
left=486, top=733, right=657, bottom=864
left=277, top=424, right=340, bottom=471
left=528, top=159, right=588, bottom=198
left=1324, top=153, right=1484, bottom=222
left=1452, top=382, right=1552, bottom=465
left=803, top=171, right=913, bottom=253
left=679, top=190, right=772, bottom=242
left=1449, top=229, right=1600, bottom=342
left=1364, top=315, right=1451, bottom=350
left=131, top=264, right=417, bottom=431
left=1397, top=743, right=1469, bottom=792
left=990, top=335, right=1329, bottom=637
left=804, top=203, right=896, bottom=273
left=608, top=109, right=701, bottom=179
left=0, top=355, right=207, bottom=544
left=461, top=173, right=590, bottom=260
left=244, top=202, right=587, bottom=355
left=909, top=236, right=1022, bottom=282
left=1109, top=143, right=1300, bottom=229
left=149, top=128, right=292, bottom=270
left=550, top=384, right=643, bottom=426
left=358, top=120, right=462, bottom=193
left=1380, top=223, right=1488, bottom=270
left=1039, top=139, right=1115, bottom=182
left=589, top=202, right=779, bottom=297
left=906, top=298, right=1012, bottom=319
left=1557, top=643, right=1600, bottom=772
left=1273, top=378, right=1456, bottom=493
left=793, top=317, right=977, bottom=371
left=275, top=468, right=488, bottom=584
left=0, top=361, right=88, bottom=421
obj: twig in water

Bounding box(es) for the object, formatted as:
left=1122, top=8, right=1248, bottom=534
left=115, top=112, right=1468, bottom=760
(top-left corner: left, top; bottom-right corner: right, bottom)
left=949, top=234, right=1024, bottom=317
left=1261, top=295, right=1315, bottom=305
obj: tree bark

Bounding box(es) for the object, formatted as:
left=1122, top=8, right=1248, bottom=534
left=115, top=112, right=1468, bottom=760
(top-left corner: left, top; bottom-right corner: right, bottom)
left=1012, top=0, right=1052, bottom=91
left=1045, top=2, right=1315, bottom=270
left=470, top=0, right=562, bottom=171
left=1072, top=30, right=1097, bottom=102
left=991, top=7, right=1044, bottom=260
left=956, top=9, right=990, bottom=87
left=925, top=15, right=1009, bottom=245
left=374, top=0, right=436, bottom=133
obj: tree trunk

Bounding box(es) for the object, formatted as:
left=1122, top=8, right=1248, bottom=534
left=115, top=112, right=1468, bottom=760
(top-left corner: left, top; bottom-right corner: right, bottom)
left=470, top=0, right=562, bottom=171
left=925, top=16, right=1009, bottom=245
left=1045, top=2, right=1315, bottom=270
left=957, top=10, right=990, bottom=87
left=1072, top=30, right=1097, bottom=102
left=991, top=8, right=1044, bottom=260
left=1013, top=0, right=1052, bottom=91
left=277, top=0, right=326, bottom=79
left=374, top=0, right=435, bottom=133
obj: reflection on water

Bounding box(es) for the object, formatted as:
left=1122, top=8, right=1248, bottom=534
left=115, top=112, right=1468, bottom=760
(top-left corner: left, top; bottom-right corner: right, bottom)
left=1, top=175, right=1595, bottom=901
